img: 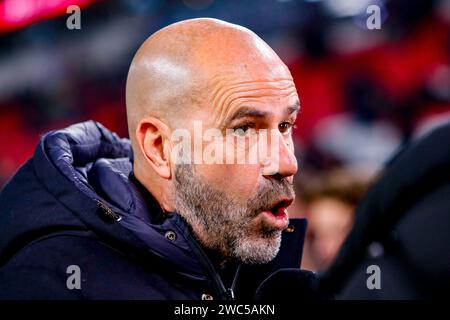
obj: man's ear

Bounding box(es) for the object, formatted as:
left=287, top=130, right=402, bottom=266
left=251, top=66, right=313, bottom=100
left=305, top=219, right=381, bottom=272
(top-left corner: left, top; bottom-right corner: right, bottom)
left=136, top=117, right=172, bottom=179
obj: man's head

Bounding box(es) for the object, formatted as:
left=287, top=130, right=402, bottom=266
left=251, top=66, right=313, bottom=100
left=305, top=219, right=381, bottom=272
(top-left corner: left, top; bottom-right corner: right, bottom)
left=126, top=18, right=299, bottom=264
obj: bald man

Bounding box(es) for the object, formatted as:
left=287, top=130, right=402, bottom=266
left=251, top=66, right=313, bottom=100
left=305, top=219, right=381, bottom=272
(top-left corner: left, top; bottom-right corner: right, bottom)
left=0, top=18, right=308, bottom=300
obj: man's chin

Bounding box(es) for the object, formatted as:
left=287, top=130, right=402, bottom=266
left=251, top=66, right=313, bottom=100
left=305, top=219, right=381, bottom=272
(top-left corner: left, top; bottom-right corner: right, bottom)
left=232, top=232, right=282, bottom=264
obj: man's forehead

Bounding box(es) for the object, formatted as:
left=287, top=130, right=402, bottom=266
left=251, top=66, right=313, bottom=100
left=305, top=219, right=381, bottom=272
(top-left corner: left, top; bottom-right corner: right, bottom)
left=127, top=18, right=297, bottom=131
left=205, top=74, right=298, bottom=123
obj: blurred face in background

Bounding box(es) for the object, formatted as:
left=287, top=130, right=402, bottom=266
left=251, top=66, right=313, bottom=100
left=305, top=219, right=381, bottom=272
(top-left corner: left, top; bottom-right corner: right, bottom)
left=294, top=169, right=367, bottom=271
left=305, top=197, right=354, bottom=271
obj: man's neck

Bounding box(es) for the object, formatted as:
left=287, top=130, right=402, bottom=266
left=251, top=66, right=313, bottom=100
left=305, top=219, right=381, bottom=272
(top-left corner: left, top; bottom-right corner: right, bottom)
left=129, top=171, right=165, bottom=223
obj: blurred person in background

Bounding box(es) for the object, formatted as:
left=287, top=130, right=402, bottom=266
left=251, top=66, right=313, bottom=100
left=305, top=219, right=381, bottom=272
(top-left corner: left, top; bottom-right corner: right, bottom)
left=293, top=169, right=370, bottom=272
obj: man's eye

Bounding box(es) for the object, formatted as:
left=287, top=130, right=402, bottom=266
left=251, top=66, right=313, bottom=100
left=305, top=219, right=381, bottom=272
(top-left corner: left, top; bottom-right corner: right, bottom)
left=233, top=125, right=253, bottom=137
left=279, top=122, right=293, bottom=135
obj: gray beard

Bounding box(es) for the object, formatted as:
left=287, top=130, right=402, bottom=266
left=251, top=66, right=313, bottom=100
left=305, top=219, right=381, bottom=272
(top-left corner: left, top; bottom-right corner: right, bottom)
left=173, top=164, right=295, bottom=264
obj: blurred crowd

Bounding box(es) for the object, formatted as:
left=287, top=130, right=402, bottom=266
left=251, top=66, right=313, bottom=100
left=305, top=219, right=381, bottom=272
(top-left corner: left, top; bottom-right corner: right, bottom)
left=0, top=0, right=449, bottom=273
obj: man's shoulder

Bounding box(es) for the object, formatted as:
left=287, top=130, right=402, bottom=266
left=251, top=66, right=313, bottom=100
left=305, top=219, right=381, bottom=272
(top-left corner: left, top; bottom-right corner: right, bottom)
left=0, top=235, right=96, bottom=299
left=1, top=158, right=39, bottom=203
left=0, top=235, right=172, bottom=299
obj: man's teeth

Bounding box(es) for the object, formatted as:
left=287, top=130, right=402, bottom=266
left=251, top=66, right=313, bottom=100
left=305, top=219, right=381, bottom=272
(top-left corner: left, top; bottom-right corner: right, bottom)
left=273, top=207, right=287, bottom=216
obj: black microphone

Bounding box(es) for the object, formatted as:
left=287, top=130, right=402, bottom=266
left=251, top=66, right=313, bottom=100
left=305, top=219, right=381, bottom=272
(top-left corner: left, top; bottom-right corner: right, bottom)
left=255, top=268, right=323, bottom=301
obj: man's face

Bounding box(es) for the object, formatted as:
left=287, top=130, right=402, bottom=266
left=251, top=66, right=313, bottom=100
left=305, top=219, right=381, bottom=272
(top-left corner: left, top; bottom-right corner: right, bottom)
left=172, top=73, right=299, bottom=264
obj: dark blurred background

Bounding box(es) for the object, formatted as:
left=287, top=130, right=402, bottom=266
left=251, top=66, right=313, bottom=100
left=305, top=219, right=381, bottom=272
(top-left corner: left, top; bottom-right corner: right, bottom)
left=1, top=0, right=449, bottom=271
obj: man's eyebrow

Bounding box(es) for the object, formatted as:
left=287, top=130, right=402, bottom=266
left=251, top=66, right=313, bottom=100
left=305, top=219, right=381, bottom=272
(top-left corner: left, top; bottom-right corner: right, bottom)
left=287, top=101, right=300, bottom=115
left=225, top=107, right=270, bottom=125
left=223, top=101, right=300, bottom=127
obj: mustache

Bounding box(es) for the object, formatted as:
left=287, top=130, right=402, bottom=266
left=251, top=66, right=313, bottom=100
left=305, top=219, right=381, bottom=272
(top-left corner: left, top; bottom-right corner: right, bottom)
left=248, top=178, right=295, bottom=216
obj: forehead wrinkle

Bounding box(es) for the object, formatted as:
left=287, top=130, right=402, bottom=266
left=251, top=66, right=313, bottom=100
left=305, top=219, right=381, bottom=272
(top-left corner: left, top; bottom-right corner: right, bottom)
left=215, top=89, right=298, bottom=128
left=209, top=75, right=295, bottom=120
left=212, top=82, right=296, bottom=109
left=221, top=87, right=297, bottom=117
left=214, top=89, right=297, bottom=127
left=210, top=78, right=297, bottom=125
left=210, top=78, right=295, bottom=107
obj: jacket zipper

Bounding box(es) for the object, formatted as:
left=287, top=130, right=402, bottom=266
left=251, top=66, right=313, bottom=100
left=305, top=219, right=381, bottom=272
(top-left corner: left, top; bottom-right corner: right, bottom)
left=183, top=229, right=241, bottom=300
left=173, top=215, right=242, bottom=300
left=227, top=264, right=242, bottom=300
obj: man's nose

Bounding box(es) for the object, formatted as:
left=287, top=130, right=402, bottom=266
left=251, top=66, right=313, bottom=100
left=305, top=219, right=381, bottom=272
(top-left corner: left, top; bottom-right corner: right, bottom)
left=262, top=134, right=298, bottom=180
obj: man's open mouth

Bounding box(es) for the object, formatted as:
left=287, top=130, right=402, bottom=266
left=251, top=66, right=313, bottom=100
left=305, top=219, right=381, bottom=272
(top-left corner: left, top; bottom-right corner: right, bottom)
left=258, top=198, right=293, bottom=229
left=267, top=199, right=293, bottom=218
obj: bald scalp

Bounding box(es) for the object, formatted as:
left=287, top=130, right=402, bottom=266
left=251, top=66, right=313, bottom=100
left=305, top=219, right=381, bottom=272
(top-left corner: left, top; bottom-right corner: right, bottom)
left=125, top=18, right=290, bottom=152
